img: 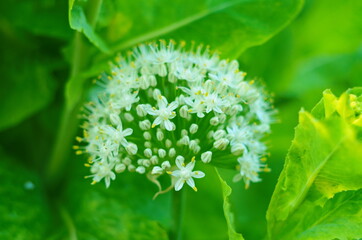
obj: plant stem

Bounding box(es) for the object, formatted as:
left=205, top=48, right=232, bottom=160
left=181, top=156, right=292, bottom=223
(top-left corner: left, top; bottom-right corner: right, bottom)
left=46, top=32, right=84, bottom=186
left=46, top=0, right=103, bottom=186
left=171, top=190, right=185, bottom=240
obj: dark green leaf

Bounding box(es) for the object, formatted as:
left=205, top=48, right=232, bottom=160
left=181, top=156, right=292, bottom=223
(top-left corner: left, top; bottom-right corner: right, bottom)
left=0, top=0, right=71, bottom=40
left=0, top=33, right=56, bottom=131
left=65, top=167, right=171, bottom=239
left=0, top=148, right=50, bottom=239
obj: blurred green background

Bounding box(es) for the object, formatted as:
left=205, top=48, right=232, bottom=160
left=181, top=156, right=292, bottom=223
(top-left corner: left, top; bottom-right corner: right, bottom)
left=0, top=0, right=361, bottom=239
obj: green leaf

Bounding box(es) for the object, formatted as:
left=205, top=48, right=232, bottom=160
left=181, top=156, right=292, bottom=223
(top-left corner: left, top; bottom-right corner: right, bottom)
left=266, top=89, right=362, bottom=240
left=288, top=48, right=362, bottom=102
left=0, top=0, right=71, bottom=40
left=101, top=0, right=304, bottom=59
left=216, top=169, right=245, bottom=240
left=65, top=169, right=171, bottom=239
left=182, top=164, right=228, bottom=239
left=0, top=32, right=56, bottom=131
left=69, top=0, right=109, bottom=52
left=66, top=0, right=304, bottom=113
left=289, top=190, right=362, bottom=240
left=0, top=148, right=50, bottom=239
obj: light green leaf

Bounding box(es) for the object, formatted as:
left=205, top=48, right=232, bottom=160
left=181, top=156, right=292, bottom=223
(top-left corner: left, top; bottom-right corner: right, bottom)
left=69, top=0, right=109, bottom=52
left=266, top=89, right=362, bottom=240
left=0, top=148, right=50, bottom=239
left=292, top=190, right=362, bottom=240
left=216, top=169, right=245, bottom=240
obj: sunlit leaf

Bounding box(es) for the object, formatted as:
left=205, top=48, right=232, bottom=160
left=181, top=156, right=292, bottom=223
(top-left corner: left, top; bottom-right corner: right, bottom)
left=266, top=89, right=362, bottom=240
left=216, top=169, right=245, bottom=240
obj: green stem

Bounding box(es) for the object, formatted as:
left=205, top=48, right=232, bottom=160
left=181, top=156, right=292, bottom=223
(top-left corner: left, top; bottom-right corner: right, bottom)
left=171, top=190, right=185, bottom=240
left=46, top=32, right=84, bottom=185
left=46, top=0, right=103, bottom=186
left=59, top=204, right=78, bottom=240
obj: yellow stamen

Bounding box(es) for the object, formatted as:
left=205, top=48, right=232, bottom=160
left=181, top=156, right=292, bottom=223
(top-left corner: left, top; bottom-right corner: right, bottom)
left=167, top=171, right=173, bottom=175
left=191, top=156, right=195, bottom=162
left=192, top=187, right=198, bottom=192
left=83, top=130, right=89, bottom=138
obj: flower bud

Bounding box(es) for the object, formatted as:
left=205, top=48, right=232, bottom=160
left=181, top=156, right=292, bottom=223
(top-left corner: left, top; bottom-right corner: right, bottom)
left=201, top=151, right=212, bottom=163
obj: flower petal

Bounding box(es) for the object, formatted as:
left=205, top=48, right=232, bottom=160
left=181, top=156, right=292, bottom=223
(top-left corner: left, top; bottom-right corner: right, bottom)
left=153, top=117, right=162, bottom=126
left=185, top=161, right=195, bottom=171
left=175, top=178, right=185, bottom=191
left=171, top=170, right=181, bottom=177
left=168, top=101, right=179, bottom=110
left=164, top=120, right=174, bottom=131
left=122, top=128, right=133, bottom=136
left=186, top=178, right=195, bottom=188
left=192, top=171, right=205, bottom=178
left=158, top=96, right=168, bottom=108
left=175, top=158, right=184, bottom=169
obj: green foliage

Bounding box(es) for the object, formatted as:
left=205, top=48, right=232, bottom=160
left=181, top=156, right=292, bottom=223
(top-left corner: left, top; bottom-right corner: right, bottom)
left=69, top=0, right=109, bottom=52
left=65, top=0, right=304, bottom=110
left=65, top=171, right=170, bottom=239
left=0, top=149, right=50, bottom=239
left=1, top=0, right=361, bottom=239
left=216, top=170, right=245, bottom=240
left=0, top=0, right=71, bottom=40
left=70, top=0, right=303, bottom=57
left=0, top=31, right=58, bottom=131
left=267, top=89, right=362, bottom=240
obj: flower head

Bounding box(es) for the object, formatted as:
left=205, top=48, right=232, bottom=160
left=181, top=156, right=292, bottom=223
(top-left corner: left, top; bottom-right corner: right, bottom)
left=76, top=40, right=275, bottom=193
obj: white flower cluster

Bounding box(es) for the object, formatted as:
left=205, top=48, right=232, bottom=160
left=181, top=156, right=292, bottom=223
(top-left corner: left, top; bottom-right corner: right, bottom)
left=76, top=40, right=274, bottom=192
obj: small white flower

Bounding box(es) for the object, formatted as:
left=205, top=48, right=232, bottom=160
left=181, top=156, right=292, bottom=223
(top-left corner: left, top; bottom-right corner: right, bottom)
left=168, top=156, right=205, bottom=191
left=233, top=153, right=264, bottom=188
left=103, top=123, right=133, bottom=148
left=146, top=96, right=178, bottom=131
left=90, top=161, right=116, bottom=188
